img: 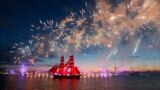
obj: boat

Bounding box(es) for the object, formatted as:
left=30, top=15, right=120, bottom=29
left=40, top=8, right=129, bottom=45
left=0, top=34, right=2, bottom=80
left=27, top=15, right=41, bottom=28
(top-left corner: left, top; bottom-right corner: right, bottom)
left=48, top=55, right=81, bottom=79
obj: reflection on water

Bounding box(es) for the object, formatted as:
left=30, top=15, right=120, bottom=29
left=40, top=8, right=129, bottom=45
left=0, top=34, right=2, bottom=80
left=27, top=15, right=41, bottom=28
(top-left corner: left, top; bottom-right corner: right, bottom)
left=0, top=75, right=160, bottom=90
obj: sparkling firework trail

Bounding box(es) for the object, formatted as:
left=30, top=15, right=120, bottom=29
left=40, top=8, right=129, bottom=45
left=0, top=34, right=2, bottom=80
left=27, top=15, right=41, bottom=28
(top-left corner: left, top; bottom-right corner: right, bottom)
left=132, top=38, right=141, bottom=55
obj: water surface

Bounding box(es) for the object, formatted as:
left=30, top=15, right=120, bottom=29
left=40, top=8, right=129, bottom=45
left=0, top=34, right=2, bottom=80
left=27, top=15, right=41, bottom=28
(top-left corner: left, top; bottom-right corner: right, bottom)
left=0, top=75, right=160, bottom=90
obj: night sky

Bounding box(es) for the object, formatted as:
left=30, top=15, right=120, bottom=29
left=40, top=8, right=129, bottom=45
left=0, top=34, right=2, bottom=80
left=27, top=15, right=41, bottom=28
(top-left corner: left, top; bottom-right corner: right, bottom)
left=0, top=0, right=160, bottom=72
left=0, top=0, right=92, bottom=62
left=0, top=0, right=88, bottom=44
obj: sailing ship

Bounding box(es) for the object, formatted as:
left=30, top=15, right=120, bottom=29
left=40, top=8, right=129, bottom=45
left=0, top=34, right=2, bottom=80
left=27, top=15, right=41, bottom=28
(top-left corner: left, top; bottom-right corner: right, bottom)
left=48, top=55, right=81, bottom=79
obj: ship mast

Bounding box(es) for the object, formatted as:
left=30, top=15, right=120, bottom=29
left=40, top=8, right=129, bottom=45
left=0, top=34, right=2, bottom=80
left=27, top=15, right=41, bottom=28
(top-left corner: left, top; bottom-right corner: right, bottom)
left=49, top=55, right=80, bottom=76
left=59, top=56, right=64, bottom=68
left=68, top=55, right=74, bottom=68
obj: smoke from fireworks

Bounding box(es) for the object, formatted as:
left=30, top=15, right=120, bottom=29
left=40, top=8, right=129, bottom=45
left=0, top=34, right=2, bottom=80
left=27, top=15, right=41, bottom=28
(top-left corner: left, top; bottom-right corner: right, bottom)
left=11, top=0, right=160, bottom=64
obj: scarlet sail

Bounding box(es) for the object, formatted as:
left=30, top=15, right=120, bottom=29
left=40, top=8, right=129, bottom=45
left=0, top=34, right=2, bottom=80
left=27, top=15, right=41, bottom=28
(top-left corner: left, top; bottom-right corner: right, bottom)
left=48, top=55, right=81, bottom=79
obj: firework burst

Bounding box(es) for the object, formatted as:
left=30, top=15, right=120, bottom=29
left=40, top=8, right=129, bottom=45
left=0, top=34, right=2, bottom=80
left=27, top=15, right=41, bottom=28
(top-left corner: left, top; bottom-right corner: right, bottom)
left=93, top=0, right=160, bottom=38
left=11, top=0, right=160, bottom=64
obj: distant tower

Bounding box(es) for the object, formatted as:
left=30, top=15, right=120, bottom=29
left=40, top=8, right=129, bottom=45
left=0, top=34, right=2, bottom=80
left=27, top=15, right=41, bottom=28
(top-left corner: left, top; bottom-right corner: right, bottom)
left=130, top=66, right=133, bottom=72
left=114, top=57, right=117, bottom=73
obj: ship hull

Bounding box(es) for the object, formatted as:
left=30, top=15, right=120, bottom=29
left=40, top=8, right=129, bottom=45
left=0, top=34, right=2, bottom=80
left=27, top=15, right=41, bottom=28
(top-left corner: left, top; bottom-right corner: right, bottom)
left=53, top=75, right=81, bottom=79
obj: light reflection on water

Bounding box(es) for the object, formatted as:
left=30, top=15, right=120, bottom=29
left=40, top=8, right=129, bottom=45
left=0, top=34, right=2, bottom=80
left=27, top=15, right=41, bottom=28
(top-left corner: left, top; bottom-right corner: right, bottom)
left=0, top=75, right=160, bottom=90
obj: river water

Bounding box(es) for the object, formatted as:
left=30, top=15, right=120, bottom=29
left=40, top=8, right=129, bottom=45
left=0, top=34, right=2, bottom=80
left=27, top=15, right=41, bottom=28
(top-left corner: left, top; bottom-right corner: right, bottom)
left=0, top=75, right=160, bottom=90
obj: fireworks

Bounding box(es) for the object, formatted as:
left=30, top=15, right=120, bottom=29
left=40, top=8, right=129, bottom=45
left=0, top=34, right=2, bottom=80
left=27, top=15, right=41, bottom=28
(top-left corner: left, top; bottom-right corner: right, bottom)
left=132, top=37, right=141, bottom=55
left=11, top=41, right=36, bottom=64
left=11, top=0, right=160, bottom=64
left=95, top=0, right=160, bottom=36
